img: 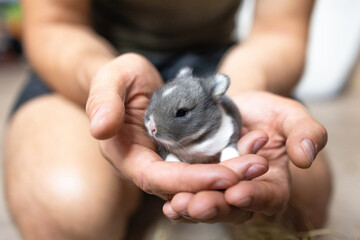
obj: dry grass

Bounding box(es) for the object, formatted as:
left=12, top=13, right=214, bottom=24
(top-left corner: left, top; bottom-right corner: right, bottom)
left=230, top=222, right=346, bottom=240
left=145, top=218, right=347, bottom=240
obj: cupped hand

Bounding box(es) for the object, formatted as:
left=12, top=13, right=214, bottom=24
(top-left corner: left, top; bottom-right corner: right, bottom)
left=225, top=92, right=327, bottom=215
left=85, top=54, right=269, bottom=199
left=163, top=130, right=269, bottom=223
left=86, top=53, right=162, bottom=140
left=163, top=91, right=327, bottom=224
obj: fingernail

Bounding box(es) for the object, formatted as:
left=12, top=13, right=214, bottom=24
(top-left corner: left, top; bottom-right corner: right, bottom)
left=252, top=138, right=267, bottom=153
left=181, top=211, right=190, bottom=218
left=211, top=180, right=233, bottom=190
left=90, top=107, right=110, bottom=129
left=236, top=197, right=252, bottom=207
left=198, top=208, right=218, bottom=220
left=181, top=212, right=197, bottom=222
left=300, top=139, right=316, bottom=164
left=245, top=164, right=267, bottom=180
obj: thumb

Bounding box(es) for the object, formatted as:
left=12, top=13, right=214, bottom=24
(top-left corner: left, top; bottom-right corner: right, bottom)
left=86, top=64, right=134, bottom=140
left=284, top=112, right=328, bottom=168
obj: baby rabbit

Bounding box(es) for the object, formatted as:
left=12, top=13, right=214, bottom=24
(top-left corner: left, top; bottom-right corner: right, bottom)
left=144, top=67, right=241, bottom=164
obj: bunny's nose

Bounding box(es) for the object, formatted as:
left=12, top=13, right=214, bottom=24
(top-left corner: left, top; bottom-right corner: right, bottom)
left=149, top=121, right=157, bottom=134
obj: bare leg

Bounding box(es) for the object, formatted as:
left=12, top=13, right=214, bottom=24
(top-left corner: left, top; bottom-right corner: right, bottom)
left=288, top=152, right=332, bottom=230
left=4, top=94, right=141, bottom=240
left=251, top=153, right=332, bottom=230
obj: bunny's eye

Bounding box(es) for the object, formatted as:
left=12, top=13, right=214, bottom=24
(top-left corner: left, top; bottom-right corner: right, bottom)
left=175, top=108, right=188, bottom=118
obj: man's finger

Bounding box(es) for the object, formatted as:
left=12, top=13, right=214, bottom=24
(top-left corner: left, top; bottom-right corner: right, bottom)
left=237, top=130, right=269, bottom=155
left=283, top=104, right=328, bottom=168
left=175, top=191, right=252, bottom=224
left=224, top=167, right=290, bottom=216
left=163, top=201, right=197, bottom=223
left=219, top=154, right=268, bottom=180
left=86, top=61, right=134, bottom=139
left=86, top=53, right=162, bottom=140
left=170, top=192, right=194, bottom=214
left=102, top=138, right=241, bottom=196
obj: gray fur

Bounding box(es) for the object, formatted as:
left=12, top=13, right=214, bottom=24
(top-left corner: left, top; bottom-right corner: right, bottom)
left=144, top=67, right=242, bottom=163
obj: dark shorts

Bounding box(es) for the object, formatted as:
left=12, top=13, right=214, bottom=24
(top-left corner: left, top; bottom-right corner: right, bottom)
left=12, top=46, right=231, bottom=114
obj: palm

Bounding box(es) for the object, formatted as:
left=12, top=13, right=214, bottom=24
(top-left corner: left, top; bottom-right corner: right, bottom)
left=226, top=92, right=313, bottom=215
left=234, top=91, right=307, bottom=167
left=97, top=86, right=247, bottom=200
left=164, top=91, right=327, bottom=223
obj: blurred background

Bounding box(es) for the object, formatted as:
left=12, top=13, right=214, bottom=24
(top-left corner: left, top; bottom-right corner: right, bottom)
left=0, top=0, right=359, bottom=239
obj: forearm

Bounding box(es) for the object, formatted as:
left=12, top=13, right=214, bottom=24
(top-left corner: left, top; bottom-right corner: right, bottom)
left=287, top=152, right=332, bottom=230
left=219, top=0, right=313, bottom=96
left=23, top=22, right=117, bottom=105
left=219, top=32, right=307, bottom=96
left=22, top=0, right=117, bottom=105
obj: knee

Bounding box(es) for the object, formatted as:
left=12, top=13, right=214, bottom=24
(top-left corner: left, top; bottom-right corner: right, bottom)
left=6, top=166, right=136, bottom=240
left=4, top=95, right=140, bottom=239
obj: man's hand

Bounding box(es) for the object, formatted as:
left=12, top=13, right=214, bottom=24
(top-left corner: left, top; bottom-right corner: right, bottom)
left=86, top=53, right=162, bottom=140
left=163, top=91, right=327, bottom=223
left=226, top=92, right=327, bottom=212
left=85, top=54, right=269, bottom=200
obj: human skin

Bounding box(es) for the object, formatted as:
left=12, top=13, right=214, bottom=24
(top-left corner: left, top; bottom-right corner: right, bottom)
left=4, top=0, right=330, bottom=239
left=163, top=92, right=330, bottom=229
left=163, top=0, right=331, bottom=227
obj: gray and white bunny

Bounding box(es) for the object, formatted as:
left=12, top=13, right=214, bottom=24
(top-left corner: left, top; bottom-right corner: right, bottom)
left=144, top=67, right=241, bottom=164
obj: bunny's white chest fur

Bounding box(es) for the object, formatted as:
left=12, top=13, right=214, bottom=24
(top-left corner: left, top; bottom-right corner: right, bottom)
left=184, top=109, right=234, bottom=157
left=164, top=108, right=239, bottom=163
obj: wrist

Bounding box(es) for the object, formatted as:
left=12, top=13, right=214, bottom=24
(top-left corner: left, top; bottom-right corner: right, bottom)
left=218, top=47, right=267, bottom=96
left=225, top=69, right=267, bottom=97
left=218, top=65, right=267, bottom=97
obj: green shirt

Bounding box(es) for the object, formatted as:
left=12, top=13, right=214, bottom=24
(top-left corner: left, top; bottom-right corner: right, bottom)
left=91, top=0, right=241, bottom=53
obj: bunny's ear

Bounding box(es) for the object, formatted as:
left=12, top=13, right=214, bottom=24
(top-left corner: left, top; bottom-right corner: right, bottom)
left=210, top=74, right=230, bottom=100
left=176, top=67, right=193, bottom=78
